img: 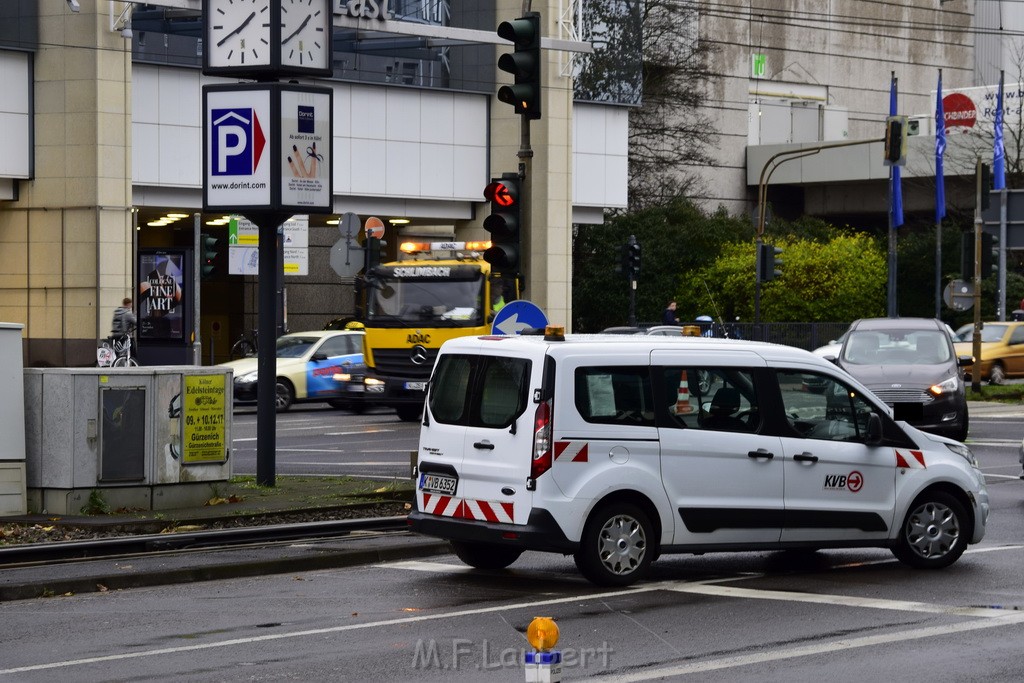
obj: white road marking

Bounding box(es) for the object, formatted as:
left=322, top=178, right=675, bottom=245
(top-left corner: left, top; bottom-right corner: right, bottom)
left=672, top=584, right=1008, bottom=618
left=0, top=583, right=664, bottom=675
left=587, top=614, right=1024, bottom=681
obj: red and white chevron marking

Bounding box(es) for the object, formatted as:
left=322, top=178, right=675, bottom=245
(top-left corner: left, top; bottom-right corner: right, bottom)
left=421, top=493, right=515, bottom=523
left=895, top=449, right=927, bottom=469
left=554, top=440, right=588, bottom=462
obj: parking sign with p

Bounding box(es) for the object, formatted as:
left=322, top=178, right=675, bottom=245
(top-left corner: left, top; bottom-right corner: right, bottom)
left=203, top=86, right=273, bottom=210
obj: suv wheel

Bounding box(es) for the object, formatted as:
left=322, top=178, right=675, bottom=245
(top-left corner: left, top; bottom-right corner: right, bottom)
left=450, top=541, right=523, bottom=570
left=574, top=503, right=654, bottom=586
left=892, top=491, right=968, bottom=569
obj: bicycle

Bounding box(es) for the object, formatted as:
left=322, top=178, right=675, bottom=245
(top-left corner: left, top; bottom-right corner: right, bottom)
left=97, top=333, right=139, bottom=367
left=231, top=329, right=258, bottom=359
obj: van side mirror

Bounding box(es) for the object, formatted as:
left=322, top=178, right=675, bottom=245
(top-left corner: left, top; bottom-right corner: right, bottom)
left=865, top=413, right=883, bottom=445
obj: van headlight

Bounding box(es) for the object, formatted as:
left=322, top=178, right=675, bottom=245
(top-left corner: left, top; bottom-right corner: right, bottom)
left=928, top=376, right=959, bottom=396
left=946, top=441, right=978, bottom=467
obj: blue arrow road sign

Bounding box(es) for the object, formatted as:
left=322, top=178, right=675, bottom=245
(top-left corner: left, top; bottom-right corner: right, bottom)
left=491, top=300, right=548, bottom=335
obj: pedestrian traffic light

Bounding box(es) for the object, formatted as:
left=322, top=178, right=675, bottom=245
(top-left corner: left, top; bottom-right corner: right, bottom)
left=962, top=231, right=994, bottom=279
left=201, top=232, right=219, bottom=279
left=496, top=12, right=542, bottom=120
left=758, top=242, right=783, bottom=282
left=483, top=173, right=521, bottom=274
left=884, top=115, right=907, bottom=166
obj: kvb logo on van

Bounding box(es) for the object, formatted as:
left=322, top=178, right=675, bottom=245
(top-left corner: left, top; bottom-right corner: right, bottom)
left=824, top=470, right=863, bottom=492
left=211, top=108, right=266, bottom=176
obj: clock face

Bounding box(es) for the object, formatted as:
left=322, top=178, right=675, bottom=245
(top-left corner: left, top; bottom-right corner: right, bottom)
left=207, top=0, right=272, bottom=69
left=280, top=0, right=332, bottom=71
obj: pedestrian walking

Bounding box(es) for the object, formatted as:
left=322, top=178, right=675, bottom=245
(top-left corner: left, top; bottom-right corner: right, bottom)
left=662, top=300, right=679, bottom=325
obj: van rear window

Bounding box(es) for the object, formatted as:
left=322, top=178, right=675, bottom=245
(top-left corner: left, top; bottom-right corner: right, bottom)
left=428, top=354, right=531, bottom=428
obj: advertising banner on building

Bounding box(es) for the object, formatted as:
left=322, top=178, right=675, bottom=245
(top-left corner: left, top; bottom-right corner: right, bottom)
left=138, top=250, right=186, bottom=341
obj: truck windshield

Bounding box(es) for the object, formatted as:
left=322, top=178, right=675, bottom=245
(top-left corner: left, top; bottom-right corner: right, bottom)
left=367, top=276, right=486, bottom=326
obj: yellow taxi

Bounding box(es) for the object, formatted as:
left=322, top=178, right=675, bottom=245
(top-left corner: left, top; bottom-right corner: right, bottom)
left=952, top=321, right=1024, bottom=384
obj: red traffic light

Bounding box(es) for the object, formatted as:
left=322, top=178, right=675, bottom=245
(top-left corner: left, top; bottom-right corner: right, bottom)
left=484, top=180, right=517, bottom=207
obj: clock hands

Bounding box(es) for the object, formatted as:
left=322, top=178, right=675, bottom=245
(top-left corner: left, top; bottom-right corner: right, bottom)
left=282, top=15, right=311, bottom=45
left=216, top=11, right=257, bottom=47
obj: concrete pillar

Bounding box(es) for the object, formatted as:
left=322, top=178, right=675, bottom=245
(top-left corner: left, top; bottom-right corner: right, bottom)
left=1, top=1, right=135, bottom=366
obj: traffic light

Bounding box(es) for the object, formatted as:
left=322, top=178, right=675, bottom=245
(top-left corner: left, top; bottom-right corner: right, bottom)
left=628, top=240, right=641, bottom=277
left=962, top=231, right=994, bottom=279
left=758, top=242, right=783, bottom=282
left=884, top=115, right=907, bottom=166
left=617, top=243, right=630, bottom=278
left=496, top=12, right=542, bottom=120
left=201, top=232, right=219, bottom=279
left=483, top=173, right=522, bottom=274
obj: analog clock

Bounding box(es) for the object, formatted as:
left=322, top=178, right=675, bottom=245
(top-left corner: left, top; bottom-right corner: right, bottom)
left=205, top=0, right=272, bottom=72
left=280, top=0, right=333, bottom=73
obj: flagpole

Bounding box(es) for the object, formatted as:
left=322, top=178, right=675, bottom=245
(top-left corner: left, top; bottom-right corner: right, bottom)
left=935, top=68, right=945, bottom=319
left=887, top=71, right=899, bottom=318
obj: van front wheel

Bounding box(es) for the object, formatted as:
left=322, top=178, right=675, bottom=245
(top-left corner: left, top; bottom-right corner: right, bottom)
left=450, top=541, right=522, bottom=570
left=574, top=503, right=654, bottom=586
left=892, top=491, right=968, bottom=569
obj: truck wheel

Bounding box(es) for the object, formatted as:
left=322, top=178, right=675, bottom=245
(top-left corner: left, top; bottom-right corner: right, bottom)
left=396, top=404, right=421, bottom=422
left=892, top=491, right=968, bottom=569
left=574, top=503, right=654, bottom=586
left=451, top=541, right=522, bottom=570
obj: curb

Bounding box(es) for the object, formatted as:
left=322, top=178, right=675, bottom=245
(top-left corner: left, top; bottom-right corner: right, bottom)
left=0, top=538, right=451, bottom=602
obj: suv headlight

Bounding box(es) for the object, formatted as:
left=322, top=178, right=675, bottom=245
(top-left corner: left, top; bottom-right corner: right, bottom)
left=928, top=376, right=959, bottom=396
left=946, top=441, right=978, bottom=467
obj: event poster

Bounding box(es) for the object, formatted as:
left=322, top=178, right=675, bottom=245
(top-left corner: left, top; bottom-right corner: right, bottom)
left=138, top=250, right=185, bottom=340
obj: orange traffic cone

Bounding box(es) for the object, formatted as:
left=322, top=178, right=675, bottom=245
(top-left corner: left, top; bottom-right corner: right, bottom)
left=676, top=371, right=693, bottom=414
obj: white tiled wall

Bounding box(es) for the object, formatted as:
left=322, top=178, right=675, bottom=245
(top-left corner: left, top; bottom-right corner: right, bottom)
left=131, top=65, right=489, bottom=201
left=573, top=103, right=628, bottom=209
left=0, top=51, right=31, bottom=178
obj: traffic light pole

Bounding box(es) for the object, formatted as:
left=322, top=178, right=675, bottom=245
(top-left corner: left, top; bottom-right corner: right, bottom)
left=192, top=213, right=202, bottom=365
left=754, top=137, right=885, bottom=330
left=972, top=158, right=983, bottom=392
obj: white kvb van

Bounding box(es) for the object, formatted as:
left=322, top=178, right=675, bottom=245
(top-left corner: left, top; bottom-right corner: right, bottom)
left=408, top=328, right=989, bottom=586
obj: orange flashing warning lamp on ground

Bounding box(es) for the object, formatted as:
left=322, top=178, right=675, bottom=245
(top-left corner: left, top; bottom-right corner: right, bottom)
left=483, top=172, right=522, bottom=274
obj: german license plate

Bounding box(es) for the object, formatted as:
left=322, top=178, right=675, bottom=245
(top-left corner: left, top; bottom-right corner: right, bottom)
left=419, top=473, right=457, bottom=495
left=405, top=381, right=426, bottom=391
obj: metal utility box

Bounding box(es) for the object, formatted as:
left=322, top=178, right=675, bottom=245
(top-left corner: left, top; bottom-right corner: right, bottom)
left=0, top=323, right=27, bottom=515
left=23, top=367, right=232, bottom=515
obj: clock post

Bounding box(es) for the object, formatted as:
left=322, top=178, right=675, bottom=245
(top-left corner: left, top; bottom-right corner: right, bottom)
left=202, top=1, right=334, bottom=486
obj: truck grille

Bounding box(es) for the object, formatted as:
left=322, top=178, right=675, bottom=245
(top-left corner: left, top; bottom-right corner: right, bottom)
left=372, top=348, right=438, bottom=379
left=872, top=388, right=932, bottom=404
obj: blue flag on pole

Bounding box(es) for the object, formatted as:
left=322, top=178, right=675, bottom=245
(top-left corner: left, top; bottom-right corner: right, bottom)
left=890, top=74, right=904, bottom=227
left=935, top=71, right=946, bottom=222
left=994, top=71, right=1006, bottom=190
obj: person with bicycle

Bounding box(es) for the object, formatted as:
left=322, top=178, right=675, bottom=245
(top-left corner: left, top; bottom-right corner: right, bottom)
left=111, top=297, right=137, bottom=337
left=104, top=297, right=139, bottom=366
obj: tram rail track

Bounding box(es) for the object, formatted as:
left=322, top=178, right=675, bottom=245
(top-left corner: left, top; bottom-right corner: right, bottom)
left=0, top=516, right=410, bottom=568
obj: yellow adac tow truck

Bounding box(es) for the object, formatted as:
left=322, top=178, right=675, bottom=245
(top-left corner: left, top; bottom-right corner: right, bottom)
left=361, top=240, right=518, bottom=421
